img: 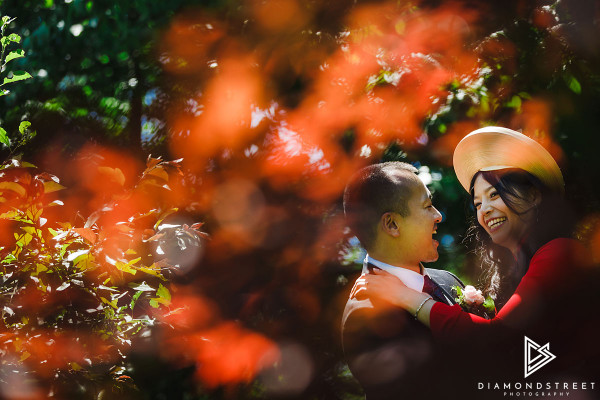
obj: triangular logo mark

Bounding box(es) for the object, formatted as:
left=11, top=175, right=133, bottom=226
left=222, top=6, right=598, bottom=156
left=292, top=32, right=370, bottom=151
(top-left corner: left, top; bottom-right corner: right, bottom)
left=524, top=336, right=556, bottom=378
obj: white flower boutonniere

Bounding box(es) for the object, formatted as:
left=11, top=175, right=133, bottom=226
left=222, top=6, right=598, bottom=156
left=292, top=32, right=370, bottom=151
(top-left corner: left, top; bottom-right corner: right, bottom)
left=453, top=285, right=496, bottom=319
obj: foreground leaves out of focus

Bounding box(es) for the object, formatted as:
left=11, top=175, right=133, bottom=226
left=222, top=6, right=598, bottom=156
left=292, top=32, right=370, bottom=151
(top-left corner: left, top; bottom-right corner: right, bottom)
left=0, top=156, right=206, bottom=399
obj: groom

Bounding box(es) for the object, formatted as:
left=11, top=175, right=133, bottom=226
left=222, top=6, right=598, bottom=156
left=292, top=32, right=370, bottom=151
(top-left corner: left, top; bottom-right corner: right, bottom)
left=341, top=161, right=463, bottom=399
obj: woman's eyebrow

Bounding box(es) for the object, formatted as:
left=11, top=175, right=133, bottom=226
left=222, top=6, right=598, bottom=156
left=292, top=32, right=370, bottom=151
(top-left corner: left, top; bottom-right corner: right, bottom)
left=473, top=184, right=494, bottom=200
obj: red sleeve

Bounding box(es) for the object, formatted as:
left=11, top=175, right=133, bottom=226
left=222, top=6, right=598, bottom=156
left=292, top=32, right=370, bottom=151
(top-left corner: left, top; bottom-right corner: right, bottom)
left=430, top=238, right=584, bottom=341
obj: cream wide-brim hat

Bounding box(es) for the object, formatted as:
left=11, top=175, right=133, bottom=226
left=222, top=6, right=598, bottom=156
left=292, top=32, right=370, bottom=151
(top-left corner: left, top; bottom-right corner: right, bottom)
left=452, top=126, right=565, bottom=194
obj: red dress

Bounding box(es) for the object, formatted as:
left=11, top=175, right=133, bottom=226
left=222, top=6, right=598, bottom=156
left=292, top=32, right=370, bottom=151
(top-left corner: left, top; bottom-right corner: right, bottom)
left=431, top=238, right=591, bottom=339
left=430, top=239, right=599, bottom=400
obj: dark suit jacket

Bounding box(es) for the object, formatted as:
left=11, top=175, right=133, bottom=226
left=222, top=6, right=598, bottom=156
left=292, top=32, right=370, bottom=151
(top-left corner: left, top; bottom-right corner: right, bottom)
left=341, top=266, right=464, bottom=400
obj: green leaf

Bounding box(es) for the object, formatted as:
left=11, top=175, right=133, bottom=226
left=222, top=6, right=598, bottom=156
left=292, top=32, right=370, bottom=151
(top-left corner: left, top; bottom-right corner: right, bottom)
left=483, top=296, right=495, bottom=313
left=0, top=128, right=9, bottom=146
left=18, top=121, right=31, bottom=134
left=5, top=50, right=25, bottom=63
left=7, top=33, right=21, bottom=43
left=156, top=283, right=171, bottom=306
left=452, top=285, right=462, bottom=297
left=3, top=71, right=32, bottom=85
left=75, top=253, right=96, bottom=270
left=566, top=75, right=581, bottom=95
left=505, top=95, right=522, bottom=110
left=130, top=290, right=143, bottom=310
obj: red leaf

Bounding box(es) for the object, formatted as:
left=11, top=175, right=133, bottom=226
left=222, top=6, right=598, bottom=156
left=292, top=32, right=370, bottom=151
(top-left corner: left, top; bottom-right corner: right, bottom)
left=73, top=228, right=97, bottom=244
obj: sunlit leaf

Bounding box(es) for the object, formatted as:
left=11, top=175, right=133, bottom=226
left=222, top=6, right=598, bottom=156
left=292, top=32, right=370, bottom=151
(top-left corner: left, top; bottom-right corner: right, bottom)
left=154, top=208, right=178, bottom=230
left=43, top=180, right=66, bottom=193
left=84, top=210, right=101, bottom=228
left=70, top=362, right=83, bottom=371
left=146, top=166, right=169, bottom=181
left=75, top=253, right=96, bottom=270
left=566, top=75, right=581, bottom=94
left=129, top=291, right=143, bottom=311
left=47, top=200, right=65, bottom=207
left=129, top=282, right=155, bottom=292
left=67, top=249, right=89, bottom=262
left=18, top=121, right=31, bottom=134
left=0, top=128, right=10, bottom=146
left=156, top=283, right=171, bottom=306
left=100, top=296, right=118, bottom=308
left=97, top=166, right=126, bottom=186
left=5, top=50, right=25, bottom=64
left=116, top=260, right=137, bottom=275
left=36, top=264, right=48, bottom=274
left=505, top=95, right=522, bottom=110
left=2, top=71, right=32, bottom=85
left=73, top=228, right=96, bottom=244
left=139, top=265, right=166, bottom=279
left=0, top=182, right=26, bottom=196
left=21, top=226, right=41, bottom=237
left=7, top=33, right=21, bottom=43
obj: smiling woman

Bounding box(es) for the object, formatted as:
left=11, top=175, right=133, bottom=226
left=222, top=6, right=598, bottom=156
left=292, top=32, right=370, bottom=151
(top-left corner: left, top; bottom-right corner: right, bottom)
left=468, top=168, right=571, bottom=305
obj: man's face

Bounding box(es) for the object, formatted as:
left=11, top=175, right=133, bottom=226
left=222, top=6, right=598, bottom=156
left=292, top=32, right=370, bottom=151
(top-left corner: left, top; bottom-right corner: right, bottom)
left=395, top=181, right=442, bottom=264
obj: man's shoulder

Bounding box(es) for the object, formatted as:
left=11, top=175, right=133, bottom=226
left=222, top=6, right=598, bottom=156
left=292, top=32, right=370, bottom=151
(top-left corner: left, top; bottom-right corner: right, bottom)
left=341, top=290, right=411, bottom=333
left=425, top=267, right=464, bottom=288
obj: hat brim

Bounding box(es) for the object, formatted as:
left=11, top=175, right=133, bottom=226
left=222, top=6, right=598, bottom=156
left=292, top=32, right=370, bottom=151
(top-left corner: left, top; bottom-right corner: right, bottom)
left=453, top=126, right=564, bottom=193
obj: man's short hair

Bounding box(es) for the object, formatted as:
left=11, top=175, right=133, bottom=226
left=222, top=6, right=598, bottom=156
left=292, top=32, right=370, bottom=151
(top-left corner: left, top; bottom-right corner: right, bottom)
left=343, top=162, right=420, bottom=250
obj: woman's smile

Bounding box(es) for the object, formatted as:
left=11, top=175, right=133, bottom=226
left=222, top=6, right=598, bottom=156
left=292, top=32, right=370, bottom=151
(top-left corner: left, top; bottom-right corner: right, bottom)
left=485, top=216, right=507, bottom=232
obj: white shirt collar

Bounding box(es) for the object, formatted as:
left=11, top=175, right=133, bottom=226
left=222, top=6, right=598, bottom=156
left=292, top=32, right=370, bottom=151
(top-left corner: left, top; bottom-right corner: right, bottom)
left=363, top=254, right=426, bottom=292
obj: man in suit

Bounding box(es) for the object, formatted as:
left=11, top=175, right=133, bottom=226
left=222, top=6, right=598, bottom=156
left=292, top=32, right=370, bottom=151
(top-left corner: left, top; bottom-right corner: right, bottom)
left=341, top=161, right=463, bottom=399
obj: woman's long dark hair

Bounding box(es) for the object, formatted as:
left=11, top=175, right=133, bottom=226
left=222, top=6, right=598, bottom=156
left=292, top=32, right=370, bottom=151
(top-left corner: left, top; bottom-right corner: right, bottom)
left=465, top=169, right=575, bottom=308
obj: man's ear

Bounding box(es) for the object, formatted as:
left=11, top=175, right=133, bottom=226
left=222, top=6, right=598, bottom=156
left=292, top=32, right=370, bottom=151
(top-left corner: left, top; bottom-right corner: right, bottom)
left=381, top=212, right=401, bottom=237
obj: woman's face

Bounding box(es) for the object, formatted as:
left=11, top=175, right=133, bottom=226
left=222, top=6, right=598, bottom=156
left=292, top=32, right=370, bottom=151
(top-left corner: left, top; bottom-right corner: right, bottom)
left=472, top=174, right=535, bottom=254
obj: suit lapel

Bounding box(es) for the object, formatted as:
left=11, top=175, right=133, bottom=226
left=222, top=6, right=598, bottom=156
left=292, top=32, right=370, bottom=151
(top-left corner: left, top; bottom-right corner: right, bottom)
left=424, top=268, right=463, bottom=306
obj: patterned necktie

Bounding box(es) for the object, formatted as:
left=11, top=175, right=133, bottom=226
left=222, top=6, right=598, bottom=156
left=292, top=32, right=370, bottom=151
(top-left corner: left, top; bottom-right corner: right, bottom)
left=422, top=275, right=450, bottom=305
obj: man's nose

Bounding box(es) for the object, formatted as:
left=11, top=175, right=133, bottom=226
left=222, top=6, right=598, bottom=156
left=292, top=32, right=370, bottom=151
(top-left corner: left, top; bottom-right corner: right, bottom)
left=433, top=207, right=443, bottom=223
